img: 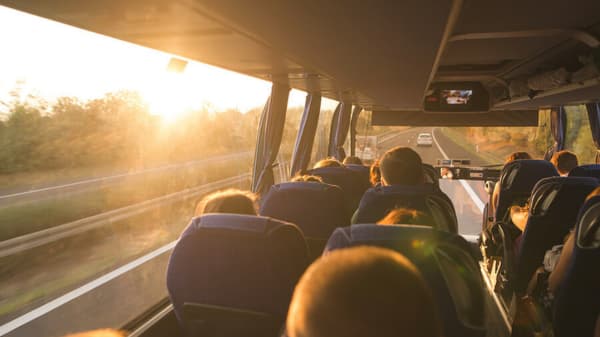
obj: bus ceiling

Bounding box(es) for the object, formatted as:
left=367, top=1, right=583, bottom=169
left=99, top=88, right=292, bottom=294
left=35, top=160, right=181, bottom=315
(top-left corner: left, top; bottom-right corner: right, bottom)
left=0, top=0, right=599, bottom=110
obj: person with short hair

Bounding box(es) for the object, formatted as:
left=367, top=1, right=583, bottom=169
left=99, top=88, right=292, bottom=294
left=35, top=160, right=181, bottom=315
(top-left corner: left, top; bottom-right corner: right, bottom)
left=286, top=246, right=441, bottom=337
left=550, top=150, right=579, bottom=176
left=342, top=156, right=363, bottom=165
left=313, top=158, right=343, bottom=169
left=378, top=146, right=424, bottom=186
left=377, top=208, right=434, bottom=227
left=194, top=189, right=257, bottom=216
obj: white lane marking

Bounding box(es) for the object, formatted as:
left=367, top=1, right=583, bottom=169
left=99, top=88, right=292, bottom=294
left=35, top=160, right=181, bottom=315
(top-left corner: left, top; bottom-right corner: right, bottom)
left=431, top=128, right=485, bottom=212
left=0, top=241, right=177, bottom=336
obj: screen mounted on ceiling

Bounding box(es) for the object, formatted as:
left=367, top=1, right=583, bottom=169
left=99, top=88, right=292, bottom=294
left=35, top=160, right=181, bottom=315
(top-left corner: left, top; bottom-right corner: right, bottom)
left=424, top=82, right=489, bottom=112
left=441, top=90, right=472, bottom=104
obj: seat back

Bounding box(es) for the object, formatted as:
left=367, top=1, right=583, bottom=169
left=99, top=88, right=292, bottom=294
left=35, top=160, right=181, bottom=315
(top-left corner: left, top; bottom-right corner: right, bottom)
left=353, top=184, right=458, bottom=233
left=167, top=214, right=309, bottom=337
left=324, top=224, right=486, bottom=337
left=308, top=166, right=371, bottom=213
left=495, top=160, right=558, bottom=222
left=423, top=163, right=440, bottom=187
left=259, top=181, right=348, bottom=258
left=344, top=164, right=371, bottom=183
left=515, top=177, right=598, bottom=293
left=553, top=195, right=600, bottom=337
left=568, top=164, right=600, bottom=180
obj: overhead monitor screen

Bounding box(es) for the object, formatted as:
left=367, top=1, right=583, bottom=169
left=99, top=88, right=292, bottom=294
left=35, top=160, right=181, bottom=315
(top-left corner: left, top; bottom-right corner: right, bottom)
left=424, top=82, right=489, bottom=112
left=442, top=90, right=472, bottom=105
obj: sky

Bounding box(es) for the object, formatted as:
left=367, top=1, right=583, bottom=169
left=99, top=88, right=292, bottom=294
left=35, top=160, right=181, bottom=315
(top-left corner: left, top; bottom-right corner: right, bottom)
left=0, top=5, right=337, bottom=119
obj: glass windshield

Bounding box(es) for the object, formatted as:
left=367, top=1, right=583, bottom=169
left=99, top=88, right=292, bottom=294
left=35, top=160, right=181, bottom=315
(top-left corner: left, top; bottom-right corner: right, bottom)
left=0, top=7, right=323, bottom=336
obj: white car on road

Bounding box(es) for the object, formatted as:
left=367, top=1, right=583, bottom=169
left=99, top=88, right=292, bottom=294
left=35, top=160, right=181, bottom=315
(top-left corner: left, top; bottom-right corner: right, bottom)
left=416, top=132, right=433, bottom=146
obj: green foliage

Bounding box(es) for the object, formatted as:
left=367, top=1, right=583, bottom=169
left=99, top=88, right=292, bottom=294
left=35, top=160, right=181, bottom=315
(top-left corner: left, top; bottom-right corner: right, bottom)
left=0, top=90, right=262, bottom=174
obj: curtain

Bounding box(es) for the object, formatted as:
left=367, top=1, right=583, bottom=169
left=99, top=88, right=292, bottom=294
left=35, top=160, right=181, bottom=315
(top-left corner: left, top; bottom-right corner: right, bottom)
left=544, top=106, right=566, bottom=161
left=251, top=83, right=290, bottom=196
left=585, top=103, right=600, bottom=163
left=290, top=93, right=321, bottom=177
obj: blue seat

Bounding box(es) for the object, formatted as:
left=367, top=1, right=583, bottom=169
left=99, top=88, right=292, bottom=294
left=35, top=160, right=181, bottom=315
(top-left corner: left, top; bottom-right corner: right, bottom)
left=352, top=184, right=457, bottom=233
left=515, top=177, right=598, bottom=293
left=495, top=160, right=558, bottom=223
left=308, top=166, right=371, bottom=213
left=423, top=163, right=440, bottom=187
left=568, top=164, right=600, bottom=180
left=166, top=214, right=309, bottom=337
left=259, top=181, right=348, bottom=258
left=324, top=224, right=486, bottom=337
left=344, top=163, right=370, bottom=182
left=553, top=195, right=600, bottom=337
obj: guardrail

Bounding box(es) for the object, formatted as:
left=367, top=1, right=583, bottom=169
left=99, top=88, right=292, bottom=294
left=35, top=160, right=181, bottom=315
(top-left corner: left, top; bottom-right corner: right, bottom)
left=0, top=173, right=251, bottom=258
left=0, top=151, right=253, bottom=206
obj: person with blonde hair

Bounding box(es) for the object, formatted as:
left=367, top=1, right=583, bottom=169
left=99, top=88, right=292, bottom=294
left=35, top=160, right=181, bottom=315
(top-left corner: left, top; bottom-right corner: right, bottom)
left=194, top=189, right=257, bottom=216
left=377, top=208, right=434, bottom=227
left=313, top=158, right=343, bottom=169
left=287, top=246, right=441, bottom=337
left=291, top=174, right=324, bottom=183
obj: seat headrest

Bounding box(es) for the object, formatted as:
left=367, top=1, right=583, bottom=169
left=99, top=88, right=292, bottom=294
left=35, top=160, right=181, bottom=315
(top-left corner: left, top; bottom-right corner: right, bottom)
left=568, top=164, right=600, bottom=179
left=515, top=177, right=598, bottom=293
left=168, top=214, right=309, bottom=326
left=325, top=224, right=485, bottom=337
left=496, top=160, right=558, bottom=221
left=575, top=195, right=600, bottom=248
left=353, top=184, right=457, bottom=232
left=259, top=182, right=348, bottom=238
left=529, top=177, right=599, bottom=219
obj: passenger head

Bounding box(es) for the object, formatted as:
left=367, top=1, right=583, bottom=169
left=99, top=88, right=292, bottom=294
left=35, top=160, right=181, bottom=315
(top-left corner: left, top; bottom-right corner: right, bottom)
left=505, top=151, right=532, bottom=164
left=377, top=208, right=434, bottom=227
left=62, top=330, right=125, bottom=337
left=194, top=189, right=257, bottom=216
left=379, top=146, right=424, bottom=185
left=550, top=150, right=578, bottom=176
left=343, top=156, right=363, bottom=165
left=291, top=174, right=324, bottom=183
left=287, top=246, right=441, bottom=337
left=313, top=158, right=343, bottom=169
left=370, top=159, right=381, bottom=186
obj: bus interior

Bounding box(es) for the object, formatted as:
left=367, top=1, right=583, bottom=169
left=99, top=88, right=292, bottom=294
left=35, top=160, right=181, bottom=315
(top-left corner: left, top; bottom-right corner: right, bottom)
left=0, top=1, right=599, bottom=337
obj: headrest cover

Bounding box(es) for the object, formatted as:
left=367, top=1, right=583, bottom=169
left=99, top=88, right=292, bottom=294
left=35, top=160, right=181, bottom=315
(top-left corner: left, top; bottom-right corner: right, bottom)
left=168, top=214, right=309, bottom=327
left=568, top=164, right=600, bottom=179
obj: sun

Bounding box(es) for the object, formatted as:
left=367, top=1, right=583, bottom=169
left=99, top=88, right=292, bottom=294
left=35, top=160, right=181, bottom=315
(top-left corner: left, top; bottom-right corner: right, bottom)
left=138, top=71, right=198, bottom=122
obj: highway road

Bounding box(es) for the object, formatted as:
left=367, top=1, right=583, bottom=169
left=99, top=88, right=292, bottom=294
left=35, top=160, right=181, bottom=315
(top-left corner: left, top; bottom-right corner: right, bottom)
left=0, top=128, right=491, bottom=337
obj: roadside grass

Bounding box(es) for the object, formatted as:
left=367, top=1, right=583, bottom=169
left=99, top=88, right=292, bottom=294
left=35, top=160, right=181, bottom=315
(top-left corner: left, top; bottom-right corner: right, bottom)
left=0, top=192, right=209, bottom=320
left=438, top=128, right=501, bottom=165
left=0, top=159, right=251, bottom=241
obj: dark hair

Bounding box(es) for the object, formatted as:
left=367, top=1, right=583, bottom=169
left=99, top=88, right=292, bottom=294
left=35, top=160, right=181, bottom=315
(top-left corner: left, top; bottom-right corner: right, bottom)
left=313, top=158, right=343, bottom=169
left=343, top=156, right=363, bottom=165
left=291, top=174, right=324, bottom=183
left=379, top=147, right=424, bottom=185
left=550, top=150, right=578, bottom=175
left=369, top=159, right=381, bottom=186
left=195, top=189, right=257, bottom=216
left=505, top=151, right=532, bottom=164
left=377, top=208, right=434, bottom=226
